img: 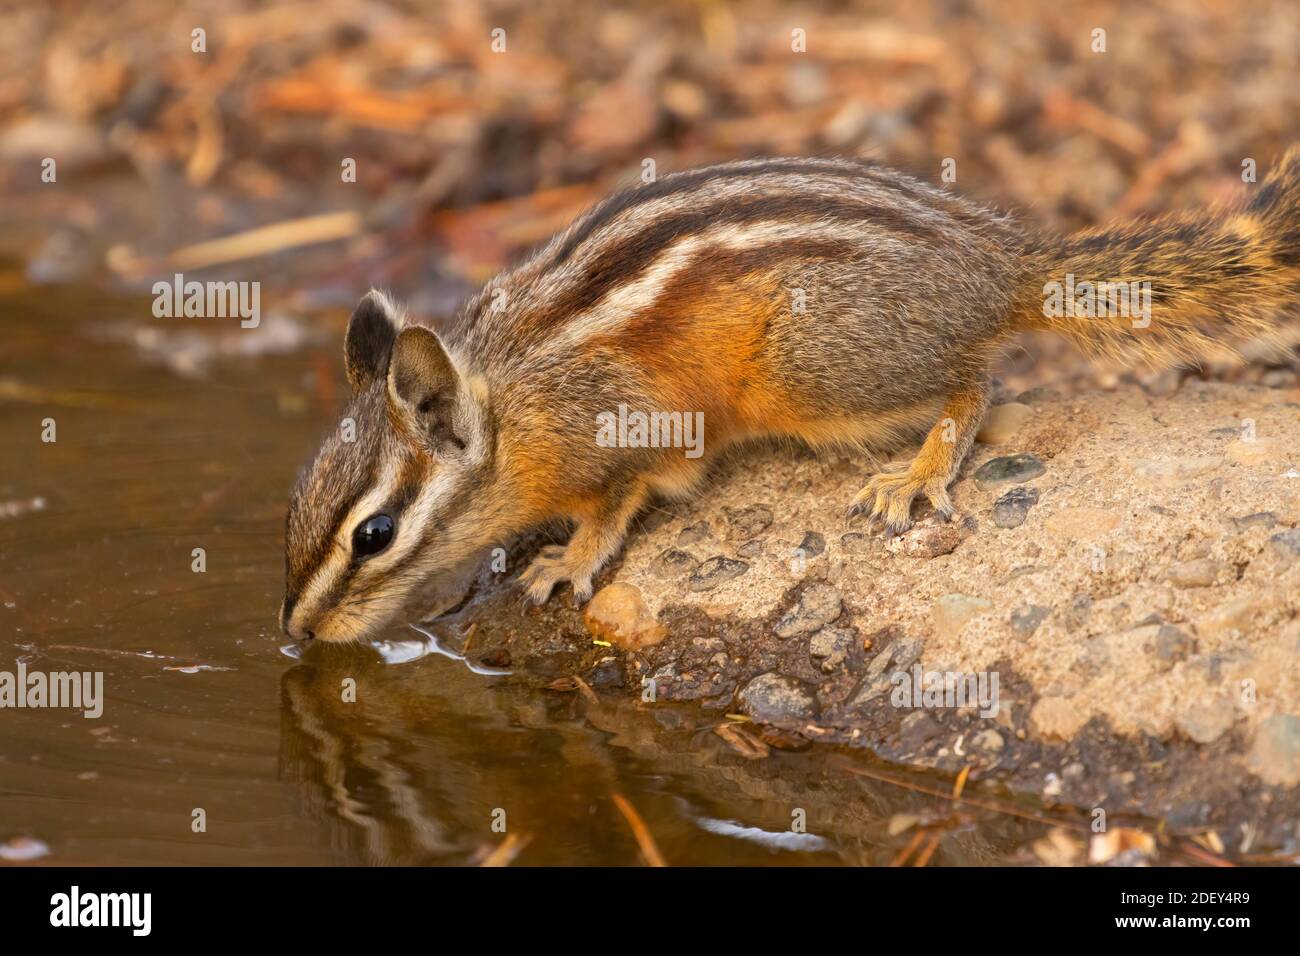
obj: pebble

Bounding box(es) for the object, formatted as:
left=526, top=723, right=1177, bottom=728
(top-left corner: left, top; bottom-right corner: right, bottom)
left=974, top=453, right=1046, bottom=490
left=1247, top=714, right=1300, bottom=787
left=1233, top=511, right=1278, bottom=531
left=1269, top=529, right=1300, bottom=561
left=774, top=582, right=843, bottom=638
left=975, top=402, right=1032, bottom=444
left=898, top=711, right=942, bottom=750
left=972, top=728, right=1005, bottom=751
left=584, top=583, right=666, bottom=649
left=688, top=556, right=749, bottom=592
left=893, top=521, right=969, bottom=558
left=1166, top=558, right=1230, bottom=589
left=797, top=530, right=826, bottom=557
left=808, top=625, right=854, bottom=672
left=839, top=532, right=880, bottom=555
left=735, top=539, right=765, bottom=559
left=1030, top=696, right=1088, bottom=739
left=1010, top=604, right=1051, bottom=638
left=724, top=504, right=773, bottom=540
left=992, top=486, right=1039, bottom=528
left=1153, top=624, right=1193, bottom=663
left=932, top=593, right=991, bottom=638
left=737, top=673, right=817, bottom=723
left=650, top=548, right=697, bottom=578
left=676, top=521, right=710, bottom=547
left=1175, top=699, right=1235, bottom=744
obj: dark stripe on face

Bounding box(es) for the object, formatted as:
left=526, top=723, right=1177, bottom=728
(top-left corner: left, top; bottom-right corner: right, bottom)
left=531, top=193, right=945, bottom=334
left=547, top=159, right=885, bottom=269
left=314, top=453, right=430, bottom=615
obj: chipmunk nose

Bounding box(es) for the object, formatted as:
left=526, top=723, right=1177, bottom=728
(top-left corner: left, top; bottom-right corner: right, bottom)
left=280, top=597, right=315, bottom=641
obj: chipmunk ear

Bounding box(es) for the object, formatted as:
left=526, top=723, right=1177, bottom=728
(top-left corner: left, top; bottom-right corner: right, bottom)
left=344, top=291, right=401, bottom=392
left=386, top=326, right=466, bottom=452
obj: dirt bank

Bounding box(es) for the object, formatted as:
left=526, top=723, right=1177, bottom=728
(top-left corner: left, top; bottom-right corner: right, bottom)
left=428, top=376, right=1300, bottom=857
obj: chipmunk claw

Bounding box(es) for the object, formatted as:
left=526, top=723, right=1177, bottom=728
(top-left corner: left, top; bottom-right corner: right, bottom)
left=519, top=545, right=568, bottom=604
left=849, top=464, right=954, bottom=538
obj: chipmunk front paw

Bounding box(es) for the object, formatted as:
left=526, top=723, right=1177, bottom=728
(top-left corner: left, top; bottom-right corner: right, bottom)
left=519, top=545, right=595, bottom=605
left=847, top=463, right=954, bottom=537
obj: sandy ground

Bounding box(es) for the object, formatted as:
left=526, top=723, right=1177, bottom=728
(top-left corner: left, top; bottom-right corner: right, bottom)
left=441, top=375, right=1300, bottom=852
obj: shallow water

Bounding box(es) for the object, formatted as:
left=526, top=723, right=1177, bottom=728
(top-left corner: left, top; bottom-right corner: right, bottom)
left=0, top=274, right=1053, bottom=865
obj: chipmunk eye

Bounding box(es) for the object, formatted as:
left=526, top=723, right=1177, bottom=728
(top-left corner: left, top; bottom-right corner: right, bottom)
left=352, top=514, right=394, bottom=558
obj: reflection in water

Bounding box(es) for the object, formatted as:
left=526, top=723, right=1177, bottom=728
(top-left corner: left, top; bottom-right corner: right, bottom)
left=276, top=645, right=1039, bottom=866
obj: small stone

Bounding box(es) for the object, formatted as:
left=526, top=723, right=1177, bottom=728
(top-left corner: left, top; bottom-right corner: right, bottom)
left=1269, top=529, right=1300, bottom=561
left=1010, top=604, right=1051, bottom=638
left=735, top=539, right=764, bottom=559
left=688, top=556, right=749, bottom=592
left=972, top=728, right=1005, bottom=751
left=676, top=521, right=710, bottom=547
left=1154, top=624, right=1193, bottom=663
left=797, top=530, right=826, bottom=557
left=724, top=504, right=773, bottom=540
left=1176, top=699, right=1234, bottom=744
left=1199, top=593, right=1276, bottom=638
left=898, top=710, right=942, bottom=750
left=650, top=548, right=697, bottom=578
left=584, top=583, right=666, bottom=649
left=973, top=453, right=1046, bottom=490
left=1030, top=696, right=1088, bottom=740
left=1045, top=507, right=1120, bottom=542
left=808, top=625, right=854, bottom=672
left=587, top=657, right=627, bottom=689
left=992, top=486, right=1039, bottom=528
left=976, top=402, right=1032, bottom=444
left=774, top=582, right=843, bottom=637
left=1233, top=512, right=1278, bottom=531
left=895, top=522, right=968, bottom=558
left=1016, top=386, right=1060, bottom=404
left=737, top=673, right=817, bottom=723
left=932, top=593, right=992, bottom=638
left=1247, top=714, right=1300, bottom=787
left=839, top=532, right=878, bottom=555
left=1166, top=558, right=1230, bottom=589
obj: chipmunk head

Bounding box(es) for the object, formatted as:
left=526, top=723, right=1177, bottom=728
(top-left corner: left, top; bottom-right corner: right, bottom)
left=281, top=291, right=494, bottom=643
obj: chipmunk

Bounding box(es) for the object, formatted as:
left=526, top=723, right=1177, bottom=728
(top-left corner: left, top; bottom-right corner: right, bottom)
left=282, top=151, right=1300, bottom=643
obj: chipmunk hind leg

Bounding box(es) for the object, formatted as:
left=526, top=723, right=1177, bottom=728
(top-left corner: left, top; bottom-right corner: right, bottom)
left=520, top=476, right=648, bottom=605
left=848, top=380, right=988, bottom=535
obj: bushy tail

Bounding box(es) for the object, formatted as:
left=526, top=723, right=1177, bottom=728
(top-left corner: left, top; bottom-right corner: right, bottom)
left=1014, top=145, right=1300, bottom=366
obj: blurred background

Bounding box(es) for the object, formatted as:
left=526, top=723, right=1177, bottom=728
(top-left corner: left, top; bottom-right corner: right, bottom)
left=3, top=0, right=1299, bottom=321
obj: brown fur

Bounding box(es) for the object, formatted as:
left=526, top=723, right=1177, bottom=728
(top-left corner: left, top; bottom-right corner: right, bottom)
left=283, top=150, right=1300, bottom=642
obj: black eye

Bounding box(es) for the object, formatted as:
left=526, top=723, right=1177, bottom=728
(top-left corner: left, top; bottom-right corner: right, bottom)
left=352, top=514, right=394, bottom=558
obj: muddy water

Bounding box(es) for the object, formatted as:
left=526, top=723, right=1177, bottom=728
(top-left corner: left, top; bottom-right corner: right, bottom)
left=0, top=274, right=1050, bottom=865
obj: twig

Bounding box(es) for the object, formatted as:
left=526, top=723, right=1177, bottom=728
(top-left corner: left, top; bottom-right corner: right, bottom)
left=611, top=792, right=667, bottom=867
